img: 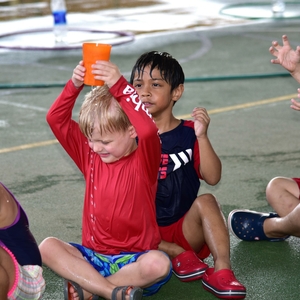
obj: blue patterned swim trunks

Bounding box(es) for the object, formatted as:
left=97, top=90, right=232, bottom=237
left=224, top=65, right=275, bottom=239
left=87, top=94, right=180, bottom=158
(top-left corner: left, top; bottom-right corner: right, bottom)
left=70, top=243, right=172, bottom=296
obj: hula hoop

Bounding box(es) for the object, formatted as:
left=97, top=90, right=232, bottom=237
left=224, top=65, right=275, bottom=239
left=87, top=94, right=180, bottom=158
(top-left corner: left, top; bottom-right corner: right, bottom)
left=220, top=1, right=300, bottom=20
left=0, top=27, right=135, bottom=50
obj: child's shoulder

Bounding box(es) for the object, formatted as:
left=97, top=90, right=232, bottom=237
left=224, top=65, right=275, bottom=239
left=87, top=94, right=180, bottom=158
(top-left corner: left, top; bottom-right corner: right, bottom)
left=182, top=119, right=194, bottom=129
left=162, top=119, right=195, bottom=137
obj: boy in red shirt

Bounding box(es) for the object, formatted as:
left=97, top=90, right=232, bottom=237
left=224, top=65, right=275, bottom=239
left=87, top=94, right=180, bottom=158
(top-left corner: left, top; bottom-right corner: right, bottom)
left=40, top=60, right=171, bottom=300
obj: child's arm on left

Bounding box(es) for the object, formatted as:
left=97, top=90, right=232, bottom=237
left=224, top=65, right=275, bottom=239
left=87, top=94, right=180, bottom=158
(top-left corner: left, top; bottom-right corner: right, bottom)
left=192, top=107, right=221, bottom=185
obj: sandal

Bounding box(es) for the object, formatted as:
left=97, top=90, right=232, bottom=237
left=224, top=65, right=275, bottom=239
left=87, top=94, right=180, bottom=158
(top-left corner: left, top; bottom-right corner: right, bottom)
left=112, top=286, right=143, bottom=300
left=63, top=279, right=99, bottom=300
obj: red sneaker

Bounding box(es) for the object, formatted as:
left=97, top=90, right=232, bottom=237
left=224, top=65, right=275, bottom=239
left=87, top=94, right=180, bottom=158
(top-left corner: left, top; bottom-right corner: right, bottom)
left=202, top=268, right=246, bottom=299
left=172, top=250, right=208, bottom=282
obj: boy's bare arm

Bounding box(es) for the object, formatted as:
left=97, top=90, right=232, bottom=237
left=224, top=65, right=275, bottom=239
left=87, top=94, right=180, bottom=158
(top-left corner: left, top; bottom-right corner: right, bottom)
left=269, top=35, right=300, bottom=83
left=0, top=184, right=17, bottom=228
left=191, top=107, right=221, bottom=185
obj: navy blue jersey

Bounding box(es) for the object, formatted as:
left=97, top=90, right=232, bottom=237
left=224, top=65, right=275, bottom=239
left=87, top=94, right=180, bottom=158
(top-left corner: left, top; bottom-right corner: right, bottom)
left=157, top=120, right=201, bottom=226
left=0, top=183, right=42, bottom=266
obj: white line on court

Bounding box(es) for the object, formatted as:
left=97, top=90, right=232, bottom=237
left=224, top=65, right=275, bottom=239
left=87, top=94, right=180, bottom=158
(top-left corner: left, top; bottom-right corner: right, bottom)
left=0, top=100, right=47, bottom=112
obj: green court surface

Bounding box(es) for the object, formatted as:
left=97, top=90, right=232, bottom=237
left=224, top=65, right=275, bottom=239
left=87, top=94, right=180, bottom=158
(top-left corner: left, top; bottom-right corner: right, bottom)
left=1, top=5, right=300, bottom=299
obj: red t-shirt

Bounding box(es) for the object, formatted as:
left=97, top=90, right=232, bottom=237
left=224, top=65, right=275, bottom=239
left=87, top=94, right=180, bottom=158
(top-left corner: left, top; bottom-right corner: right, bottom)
left=46, top=76, right=161, bottom=254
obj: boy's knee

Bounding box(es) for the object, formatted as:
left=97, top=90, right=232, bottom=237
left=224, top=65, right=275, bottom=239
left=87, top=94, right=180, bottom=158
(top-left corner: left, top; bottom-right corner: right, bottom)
left=266, top=176, right=289, bottom=202
left=39, top=237, right=57, bottom=262
left=143, top=251, right=171, bottom=277
left=157, top=252, right=171, bottom=276
left=194, top=193, right=220, bottom=209
left=267, top=177, right=281, bottom=190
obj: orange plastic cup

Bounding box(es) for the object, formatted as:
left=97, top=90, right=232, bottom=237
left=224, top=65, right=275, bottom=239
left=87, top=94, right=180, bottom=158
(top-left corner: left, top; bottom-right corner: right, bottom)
left=82, top=43, right=112, bottom=86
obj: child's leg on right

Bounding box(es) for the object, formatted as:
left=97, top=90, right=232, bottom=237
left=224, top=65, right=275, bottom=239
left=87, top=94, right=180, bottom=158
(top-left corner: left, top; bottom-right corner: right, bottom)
left=266, top=176, right=300, bottom=216
left=264, top=204, right=300, bottom=238
left=0, top=247, right=15, bottom=299
left=229, top=176, right=299, bottom=242
left=264, top=177, right=300, bottom=238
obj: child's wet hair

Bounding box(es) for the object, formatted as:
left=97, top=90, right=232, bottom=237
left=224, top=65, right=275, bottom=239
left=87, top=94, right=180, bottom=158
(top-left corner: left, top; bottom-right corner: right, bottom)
left=79, top=85, right=131, bottom=138
left=130, top=51, right=185, bottom=92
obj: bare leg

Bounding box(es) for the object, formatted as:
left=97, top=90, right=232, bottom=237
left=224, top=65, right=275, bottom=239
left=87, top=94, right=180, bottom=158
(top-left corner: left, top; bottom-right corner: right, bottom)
left=264, top=205, right=300, bottom=238
left=0, top=247, right=15, bottom=299
left=40, top=237, right=170, bottom=299
left=158, top=240, right=185, bottom=259
left=183, top=194, right=231, bottom=271
left=108, top=250, right=170, bottom=288
left=266, top=177, right=300, bottom=216
left=264, top=177, right=300, bottom=238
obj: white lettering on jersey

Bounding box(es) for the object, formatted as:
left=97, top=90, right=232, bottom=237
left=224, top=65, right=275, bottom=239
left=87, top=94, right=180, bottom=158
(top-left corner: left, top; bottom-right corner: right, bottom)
left=123, top=85, right=152, bottom=117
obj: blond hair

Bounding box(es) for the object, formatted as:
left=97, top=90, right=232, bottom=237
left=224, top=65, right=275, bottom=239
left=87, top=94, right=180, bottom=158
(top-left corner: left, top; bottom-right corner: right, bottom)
left=79, top=85, right=131, bottom=138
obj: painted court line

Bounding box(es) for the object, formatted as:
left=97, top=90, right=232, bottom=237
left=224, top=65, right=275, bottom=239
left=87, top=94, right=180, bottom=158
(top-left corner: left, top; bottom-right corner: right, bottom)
left=0, top=100, right=47, bottom=112
left=176, top=93, right=297, bottom=119
left=0, top=93, right=297, bottom=154
left=0, top=140, right=58, bottom=154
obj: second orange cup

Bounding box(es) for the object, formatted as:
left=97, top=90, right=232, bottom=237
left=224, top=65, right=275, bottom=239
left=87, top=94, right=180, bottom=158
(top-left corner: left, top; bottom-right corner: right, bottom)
left=82, top=43, right=112, bottom=86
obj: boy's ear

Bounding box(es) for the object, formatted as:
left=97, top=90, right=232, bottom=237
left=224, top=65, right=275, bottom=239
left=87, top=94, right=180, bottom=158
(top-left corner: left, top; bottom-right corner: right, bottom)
left=128, top=125, right=137, bottom=138
left=172, top=84, right=184, bottom=103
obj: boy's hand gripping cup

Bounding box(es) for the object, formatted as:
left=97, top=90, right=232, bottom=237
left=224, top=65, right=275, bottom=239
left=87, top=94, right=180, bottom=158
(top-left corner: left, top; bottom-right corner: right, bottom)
left=82, top=43, right=112, bottom=86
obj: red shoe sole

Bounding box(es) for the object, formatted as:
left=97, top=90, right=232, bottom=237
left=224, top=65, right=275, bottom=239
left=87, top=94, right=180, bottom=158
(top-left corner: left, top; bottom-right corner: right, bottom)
left=202, top=281, right=246, bottom=299
left=172, top=269, right=206, bottom=282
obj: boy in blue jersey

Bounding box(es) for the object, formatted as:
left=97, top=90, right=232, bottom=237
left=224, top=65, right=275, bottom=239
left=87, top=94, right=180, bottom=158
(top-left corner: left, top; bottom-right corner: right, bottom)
left=130, top=51, right=246, bottom=299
